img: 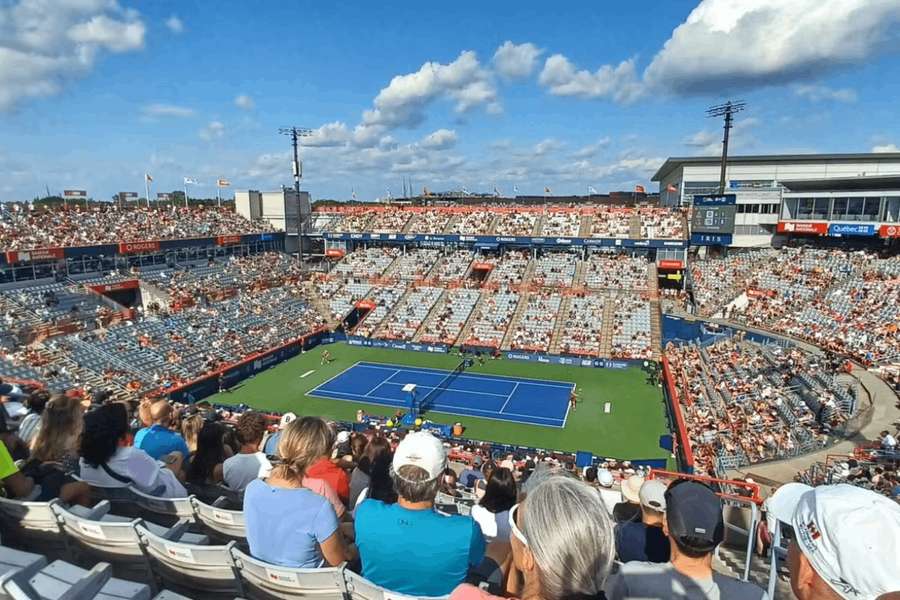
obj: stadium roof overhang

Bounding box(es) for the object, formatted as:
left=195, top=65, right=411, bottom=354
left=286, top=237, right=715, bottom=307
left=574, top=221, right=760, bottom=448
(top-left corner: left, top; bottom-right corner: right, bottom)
left=780, top=175, right=900, bottom=192
left=651, top=152, right=900, bottom=182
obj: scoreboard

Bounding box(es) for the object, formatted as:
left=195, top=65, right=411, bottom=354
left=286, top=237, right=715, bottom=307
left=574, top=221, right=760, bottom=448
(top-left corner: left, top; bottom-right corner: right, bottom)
left=691, top=194, right=736, bottom=234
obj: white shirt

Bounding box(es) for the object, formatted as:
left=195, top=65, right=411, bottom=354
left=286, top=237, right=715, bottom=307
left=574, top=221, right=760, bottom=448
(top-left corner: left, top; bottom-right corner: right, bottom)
left=470, top=505, right=511, bottom=542
left=223, top=452, right=272, bottom=491
left=17, top=412, right=42, bottom=445
left=882, top=434, right=897, bottom=449
left=598, top=487, right=622, bottom=515
left=79, top=446, right=186, bottom=498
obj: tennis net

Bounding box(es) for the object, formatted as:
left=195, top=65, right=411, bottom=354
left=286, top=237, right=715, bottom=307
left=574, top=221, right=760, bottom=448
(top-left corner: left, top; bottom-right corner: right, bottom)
left=418, top=359, right=468, bottom=413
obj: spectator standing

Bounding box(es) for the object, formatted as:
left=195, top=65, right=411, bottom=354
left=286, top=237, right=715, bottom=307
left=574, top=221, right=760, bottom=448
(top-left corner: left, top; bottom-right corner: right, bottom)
left=768, top=482, right=900, bottom=600
left=306, top=424, right=350, bottom=504
left=243, top=418, right=355, bottom=568
left=614, top=479, right=670, bottom=563
left=223, top=411, right=271, bottom=491
left=355, top=431, right=485, bottom=597
left=470, top=467, right=516, bottom=542
left=604, top=479, right=767, bottom=600
left=452, top=475, right=615, bottom=600
left=79, top=403, right=186, bottom=498
left=134, top=400, right=190, bottom=461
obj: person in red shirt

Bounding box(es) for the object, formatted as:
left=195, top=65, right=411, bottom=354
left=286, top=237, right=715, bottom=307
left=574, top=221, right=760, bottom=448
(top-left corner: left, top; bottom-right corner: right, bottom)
left=306, top=428, right=351, bottom=504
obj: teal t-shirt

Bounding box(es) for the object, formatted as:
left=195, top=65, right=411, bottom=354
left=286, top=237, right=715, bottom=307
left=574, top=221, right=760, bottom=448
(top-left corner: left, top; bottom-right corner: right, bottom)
left=355, top=500, right=486, bottom=596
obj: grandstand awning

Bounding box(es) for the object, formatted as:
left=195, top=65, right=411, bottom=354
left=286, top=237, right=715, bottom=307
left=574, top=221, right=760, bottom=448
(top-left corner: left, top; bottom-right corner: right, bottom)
left=473, top=242, right=499, bottom=250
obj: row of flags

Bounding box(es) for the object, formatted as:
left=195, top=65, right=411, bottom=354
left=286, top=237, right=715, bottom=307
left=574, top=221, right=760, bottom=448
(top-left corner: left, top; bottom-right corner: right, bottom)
left=143, top=174, right=231, bottom=188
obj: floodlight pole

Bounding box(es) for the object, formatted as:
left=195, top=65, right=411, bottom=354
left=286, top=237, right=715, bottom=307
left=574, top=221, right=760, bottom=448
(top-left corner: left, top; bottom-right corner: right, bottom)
left=707, top=100, right=746, bottom=195
left=278, top=127, right=313, bottom=267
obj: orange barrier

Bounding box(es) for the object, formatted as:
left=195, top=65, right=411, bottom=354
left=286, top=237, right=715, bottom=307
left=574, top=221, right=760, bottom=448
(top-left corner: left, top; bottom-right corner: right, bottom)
left=647, top=468, right=762, bottom=505
left=661, top=355, right=695, bottom=472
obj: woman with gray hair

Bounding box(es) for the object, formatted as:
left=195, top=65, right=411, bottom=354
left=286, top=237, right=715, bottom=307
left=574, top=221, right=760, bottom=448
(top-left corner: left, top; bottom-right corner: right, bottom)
left=452, top=474, right=615, bottom=600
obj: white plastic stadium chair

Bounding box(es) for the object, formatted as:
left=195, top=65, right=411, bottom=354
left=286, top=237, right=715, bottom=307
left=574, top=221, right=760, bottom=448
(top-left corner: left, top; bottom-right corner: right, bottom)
left=229, top=546, right=346, bottom=600
left=127, top=487, right=197, bottom=527
left=342, top=569, right=449, bottom=600
left=189, top=497, right=247, bottom=544
left=134, top=523, right=242, bottom=598
left=0, top=497, right=112, bottom=561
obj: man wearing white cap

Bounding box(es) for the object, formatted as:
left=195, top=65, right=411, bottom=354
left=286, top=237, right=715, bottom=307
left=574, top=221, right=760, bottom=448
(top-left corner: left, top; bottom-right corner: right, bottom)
left=615, top=479, right=670, bottom=563
left=262, top=412, right=296, bottom=456
left=768, top=483, right=900, bottom=600
left=354, top=431, right=486, bottom=597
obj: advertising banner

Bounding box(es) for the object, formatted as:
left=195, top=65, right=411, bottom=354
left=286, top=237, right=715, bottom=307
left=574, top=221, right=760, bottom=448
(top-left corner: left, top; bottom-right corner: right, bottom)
left=4, top=247, right=65, bottom=263
left=118, top=240, right=161, bottom=254
left=216, top=235, right=242, bottom=246
left=776, top=221, right=827, bottom=235
left=827, top=223, right=876, bottom=237
left=879, top=224, right=900, bottom=238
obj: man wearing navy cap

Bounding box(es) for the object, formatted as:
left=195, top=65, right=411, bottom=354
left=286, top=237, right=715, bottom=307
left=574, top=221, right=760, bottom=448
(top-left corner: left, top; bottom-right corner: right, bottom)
left=605, top=478, right=767, bottom=599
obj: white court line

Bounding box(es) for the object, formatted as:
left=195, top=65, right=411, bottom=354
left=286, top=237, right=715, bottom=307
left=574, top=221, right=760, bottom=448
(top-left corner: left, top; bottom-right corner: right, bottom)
left=357, top=361, right=573, bottom=389
left=308, top=362, right=359, bottom=393
left=560, top=383, right=576, bottom=428
left=299, top=370, right=316, bottom=378
left=377, top=379, right=509, bottom=399
left=499, top=382, right=519, bottom=414
left=307, top=389, right=564, bottom=427
left=364, top=370, right=400, bottom=397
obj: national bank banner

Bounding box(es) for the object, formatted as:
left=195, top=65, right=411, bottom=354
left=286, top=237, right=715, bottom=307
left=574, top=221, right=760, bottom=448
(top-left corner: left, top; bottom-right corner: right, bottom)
left=318, top=232, right=687, bottom=249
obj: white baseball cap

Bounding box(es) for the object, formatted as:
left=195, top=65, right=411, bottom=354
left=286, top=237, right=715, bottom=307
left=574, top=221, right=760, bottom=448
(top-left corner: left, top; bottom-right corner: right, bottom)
left=392, top=431, right=447, bottom=481
left=769, top=483, right=900, bottom=600
left=622, top=475, right=645, bottom=503
left=639, top=480, right=667, bottom=512
left=279, top=412, right=297, bottom=428
left=597, top=468, right=614, bottom=487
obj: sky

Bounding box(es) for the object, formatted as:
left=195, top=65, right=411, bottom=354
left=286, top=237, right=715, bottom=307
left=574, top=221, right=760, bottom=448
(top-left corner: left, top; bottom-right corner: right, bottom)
left=1, top=0, right=900, bottom=203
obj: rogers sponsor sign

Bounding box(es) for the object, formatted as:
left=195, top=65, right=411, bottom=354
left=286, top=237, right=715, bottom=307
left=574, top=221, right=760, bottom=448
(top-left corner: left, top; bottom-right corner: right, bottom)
left=879, top=225, right=900, bottom=238
left=118, top=241, right=161, bottom=254
left=776, top=221, right=827, bottom=235
left=216, top=235, right=242, bottom=246
left=658, top=259, right=684, bottom=270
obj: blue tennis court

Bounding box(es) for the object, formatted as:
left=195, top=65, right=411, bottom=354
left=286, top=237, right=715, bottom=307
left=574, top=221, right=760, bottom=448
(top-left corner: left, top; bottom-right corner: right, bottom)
left=307, top=361, right=573, bottom=427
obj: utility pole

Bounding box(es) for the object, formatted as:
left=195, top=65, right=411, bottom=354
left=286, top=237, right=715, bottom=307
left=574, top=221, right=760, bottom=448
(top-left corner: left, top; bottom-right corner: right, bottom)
left=278, top=127, right=312, bottom=267
left=706, top=100, right=746, bottom=195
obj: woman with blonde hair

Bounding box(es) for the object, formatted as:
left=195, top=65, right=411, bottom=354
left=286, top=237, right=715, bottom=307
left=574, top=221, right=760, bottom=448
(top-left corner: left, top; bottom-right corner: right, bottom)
left=23, top=394, right=91, bottom=505
left=243, top=416, right=356, bottom=568
left=180, top=411, right=204, bottom=455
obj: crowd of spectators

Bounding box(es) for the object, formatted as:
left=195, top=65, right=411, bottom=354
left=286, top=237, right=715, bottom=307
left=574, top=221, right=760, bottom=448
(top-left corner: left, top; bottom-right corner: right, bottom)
left=584, top=253, right=650, bottom=291
left=666, top=335, right=855, bottom=475
left=432, top=249, right=477, bottom=283
left=494, top=212, right=538, bottom=237
left=691, top=248, right=900, bottom=365
left=330, top=246, right=401, bottom=280
left=464, top=291, right=519, bottom=348
left=540, top=211, right=582, bottom=237
left=367, top=211, right=412, bottom=234
left=377, top=287, right=444, bottom=340
left=389, top=248, right=441, bottom=281
left=638, top=208, right=685, bottom=239
left=611, top=294, right=653, bottom=359
left=531, top=251, right=577, bottom=287
left=353, top=285, right=409, bottom=338
left=487, top=250, right=530, bottom=286
left=590, top=208, right=633, bottom=238
left=558, top=294, right=606, bottom=356
left=408, top=210, right=453, bottom=234
left=418, top=289, right=481, bottom=345
left=508, top=292, right=562, bottom=353
left=0, top=205, right=276, bottom=251
left=449, top=211, right=496, bottom=235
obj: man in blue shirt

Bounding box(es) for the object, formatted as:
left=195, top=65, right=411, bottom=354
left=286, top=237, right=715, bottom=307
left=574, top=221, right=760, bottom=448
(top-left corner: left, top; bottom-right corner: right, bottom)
left=355, top=431, right=485, bottom=597
left=134, top=400, right=190, bottom=461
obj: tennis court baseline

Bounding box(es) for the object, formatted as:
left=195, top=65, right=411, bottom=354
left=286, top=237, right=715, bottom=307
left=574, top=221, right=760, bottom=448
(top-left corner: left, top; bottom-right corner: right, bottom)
left=307, top=361, right=572, bottom=427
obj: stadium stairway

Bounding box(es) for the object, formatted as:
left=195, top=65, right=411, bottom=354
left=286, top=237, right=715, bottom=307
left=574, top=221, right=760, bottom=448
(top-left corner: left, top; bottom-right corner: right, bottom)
left=599, top=296, right=615, bottom=357
left=578, top=214, right=593, bottom=238
left=400, top=216, right=416, bottom=234
left=572, top=259, right=587, bottom=287
left=716, top=546, right=794, bottom=599
left=369, top=286, right=415, bottom=338
left=520, top=259, right=537, bottom=286
left=441, top=214, right=461, bottom=234
left=628, top=214, right=642, bottom=238
left=500, top=291, right=531, bottom=351
left=378, top=253, right=406, bottom=280
left=531, top=215, right=544, bottom=236
left=547, top=296, right=572, bottom=355
left=301, top=281, right=338, bottom=327
left=649, top=299, right=663, bottom=360
left=411, top=290, right=448, bottom=342
left=456, top=292, right=490, bottom=345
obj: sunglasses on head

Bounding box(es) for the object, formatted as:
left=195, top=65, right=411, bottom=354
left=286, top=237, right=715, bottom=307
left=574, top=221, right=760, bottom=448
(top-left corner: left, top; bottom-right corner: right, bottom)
left=508, top=503, right=528, bottom=546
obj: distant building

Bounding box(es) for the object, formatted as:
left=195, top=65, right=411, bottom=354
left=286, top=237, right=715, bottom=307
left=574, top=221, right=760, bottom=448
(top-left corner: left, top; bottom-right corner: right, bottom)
left=236, top=189, right=311, bottom=254
left=653, top=153, right=900, bottom=247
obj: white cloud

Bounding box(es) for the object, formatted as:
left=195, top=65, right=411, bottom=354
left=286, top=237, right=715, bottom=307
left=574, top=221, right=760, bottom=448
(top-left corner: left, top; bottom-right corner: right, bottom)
left=794, top=84, right=857, bottom=103
left=165, top=15, right=184, bottom=34
left=872, top=143, right=900, bottom=153
left=643, top=0, right=900, bottom=95
left=199, top=121, right=226, bottom=141
left=234, top=94, right=255, bottom=110
left=493, top=41, right=543, bottom=79
left=302, top=122, right=351, bottom=147
left=571, top=137, right=611, bottom=159
left=141, top=103, right=196, bottom=118
left=354, top=50, right=498, bottom=143
left=538, top=54, right=643, bottom=103
left=532, top=138, right=562, bottom=157
left=683, top=116, right=759, bottom=155
left=421, top=129, right=458, bottom=150
left=0, top=0, right=146, bottom=111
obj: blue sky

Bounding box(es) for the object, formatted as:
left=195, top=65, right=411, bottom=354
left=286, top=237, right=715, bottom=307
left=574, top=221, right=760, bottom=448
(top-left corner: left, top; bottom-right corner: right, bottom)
left=1, top=0, right=900, bottom=202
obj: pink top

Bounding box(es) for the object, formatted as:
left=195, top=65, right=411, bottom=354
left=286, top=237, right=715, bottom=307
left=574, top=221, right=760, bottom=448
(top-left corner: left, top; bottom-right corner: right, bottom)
left=450, top=584, right=514, bottom=600
left=302, top=476, right=345, bottom=518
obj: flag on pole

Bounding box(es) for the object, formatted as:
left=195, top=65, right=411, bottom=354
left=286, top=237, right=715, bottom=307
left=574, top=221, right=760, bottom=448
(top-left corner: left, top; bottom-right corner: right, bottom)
left=217, top=178, right=231, bottom=187
left=513, top=185, right=519, bottom=194
left=666, top=183, right=678, bottom=193
left=493, top=186, right=501, bottom=197
left=544, top=186, right=552, bottom=194
left=588, top=185, right=598, bottom=195
left=145, top=173, right=153, bottom=183
left=184, top=177, right=197, bottom=185
left=635, top=184, right=646, bottom=194
left=351, top=189, right=357, bottom=201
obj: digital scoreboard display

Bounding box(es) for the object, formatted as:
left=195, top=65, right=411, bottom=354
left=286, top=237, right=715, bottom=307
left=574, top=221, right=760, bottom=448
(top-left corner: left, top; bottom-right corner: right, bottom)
left=691, top=194, right=737, bottom=234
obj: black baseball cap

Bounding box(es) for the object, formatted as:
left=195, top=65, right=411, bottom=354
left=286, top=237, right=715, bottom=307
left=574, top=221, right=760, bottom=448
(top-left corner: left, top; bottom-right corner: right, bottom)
left=665, top=480, right=725, bottom=551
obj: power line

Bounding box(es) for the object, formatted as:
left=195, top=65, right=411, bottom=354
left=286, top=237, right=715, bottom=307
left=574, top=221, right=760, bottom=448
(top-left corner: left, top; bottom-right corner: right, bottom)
left=706, top=100, right=746, bottom=195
